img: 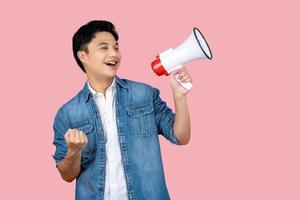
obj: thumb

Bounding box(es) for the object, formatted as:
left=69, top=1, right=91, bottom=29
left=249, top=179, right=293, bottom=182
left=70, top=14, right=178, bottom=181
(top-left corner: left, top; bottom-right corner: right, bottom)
left=64, top=129, right=72, bottom=140
left=170, top=70, right=180, bottom=80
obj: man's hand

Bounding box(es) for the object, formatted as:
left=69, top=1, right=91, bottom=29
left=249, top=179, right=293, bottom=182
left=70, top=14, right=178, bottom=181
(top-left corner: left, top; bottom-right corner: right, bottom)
left=64, top=129, right=88, bottom=154
left=169, top=66, right=192, bottom=97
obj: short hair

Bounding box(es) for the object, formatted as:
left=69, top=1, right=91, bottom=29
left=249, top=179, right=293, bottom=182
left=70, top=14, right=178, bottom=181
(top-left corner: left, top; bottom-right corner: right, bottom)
left=72, top=20, right=119, bottom=73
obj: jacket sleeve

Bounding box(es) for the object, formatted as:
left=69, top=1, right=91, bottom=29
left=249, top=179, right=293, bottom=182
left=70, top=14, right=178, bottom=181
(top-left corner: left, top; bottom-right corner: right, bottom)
left=52, top=109, right=69, bottom=166
left=152, top=87, right=181, bottom=145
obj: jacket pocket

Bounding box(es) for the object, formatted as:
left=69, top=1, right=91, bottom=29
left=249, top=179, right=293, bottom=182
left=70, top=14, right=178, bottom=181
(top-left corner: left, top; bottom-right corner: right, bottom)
left=126, top=103, right=157, bottom=137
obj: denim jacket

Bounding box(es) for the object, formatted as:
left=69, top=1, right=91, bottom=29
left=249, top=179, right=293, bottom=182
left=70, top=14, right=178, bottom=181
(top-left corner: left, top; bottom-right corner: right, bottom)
left=52, top=76, right=181, bottom=200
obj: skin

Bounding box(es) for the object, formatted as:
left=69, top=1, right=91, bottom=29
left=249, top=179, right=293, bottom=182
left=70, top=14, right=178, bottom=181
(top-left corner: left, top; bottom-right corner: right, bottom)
left=57, top=31, right=191, bottom=182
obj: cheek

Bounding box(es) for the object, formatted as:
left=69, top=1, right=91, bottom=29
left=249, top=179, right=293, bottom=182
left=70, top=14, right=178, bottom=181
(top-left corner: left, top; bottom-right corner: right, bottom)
left=118, top=52, right=122, bottom=60
left=91, top=53, right=105, bottom=62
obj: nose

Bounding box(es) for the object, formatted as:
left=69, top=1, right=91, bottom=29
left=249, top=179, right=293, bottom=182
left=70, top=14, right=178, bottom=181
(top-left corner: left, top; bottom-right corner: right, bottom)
left=108, top=48, right=118, bottom=57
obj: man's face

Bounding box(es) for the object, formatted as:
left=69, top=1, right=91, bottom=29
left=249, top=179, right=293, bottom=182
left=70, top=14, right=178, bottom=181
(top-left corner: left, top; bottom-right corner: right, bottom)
left=78, top=32, right=121, bottom=80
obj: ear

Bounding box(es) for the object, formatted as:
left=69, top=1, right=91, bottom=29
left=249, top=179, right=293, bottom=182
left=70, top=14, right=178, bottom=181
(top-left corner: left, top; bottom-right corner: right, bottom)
left=77, top=51, right=88, bottom=64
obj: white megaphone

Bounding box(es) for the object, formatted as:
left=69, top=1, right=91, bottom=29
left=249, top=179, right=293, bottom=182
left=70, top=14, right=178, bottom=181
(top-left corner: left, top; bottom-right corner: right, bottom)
left=151, top=27, right=213, bottom=90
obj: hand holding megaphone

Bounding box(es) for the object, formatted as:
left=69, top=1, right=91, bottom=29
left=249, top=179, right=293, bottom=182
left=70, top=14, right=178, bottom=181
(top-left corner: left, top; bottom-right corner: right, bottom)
left=151, top=27, right=213, bottom=90
left=169, top=67, right=193, bottom=95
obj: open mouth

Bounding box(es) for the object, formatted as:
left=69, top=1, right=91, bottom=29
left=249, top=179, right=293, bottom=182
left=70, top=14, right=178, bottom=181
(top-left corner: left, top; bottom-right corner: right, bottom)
left=104, top=60, right=118, bottom=68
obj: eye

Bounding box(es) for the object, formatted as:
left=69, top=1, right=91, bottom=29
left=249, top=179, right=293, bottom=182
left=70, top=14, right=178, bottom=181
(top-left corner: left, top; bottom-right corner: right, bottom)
left=99, top=45, right=108, bottom=50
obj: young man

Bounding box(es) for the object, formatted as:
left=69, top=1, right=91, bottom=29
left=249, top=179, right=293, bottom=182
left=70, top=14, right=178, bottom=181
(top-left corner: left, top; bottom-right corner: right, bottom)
left=52, top=20, right=191, bottom=200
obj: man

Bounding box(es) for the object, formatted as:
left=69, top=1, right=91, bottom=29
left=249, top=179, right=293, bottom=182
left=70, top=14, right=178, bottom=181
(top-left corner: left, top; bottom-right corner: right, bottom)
left=52, top=20, right=191, bottom=200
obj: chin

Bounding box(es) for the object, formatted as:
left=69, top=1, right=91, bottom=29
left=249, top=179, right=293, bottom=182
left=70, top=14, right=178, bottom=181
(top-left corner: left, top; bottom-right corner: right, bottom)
left=104, top=72, right=118, bottom=79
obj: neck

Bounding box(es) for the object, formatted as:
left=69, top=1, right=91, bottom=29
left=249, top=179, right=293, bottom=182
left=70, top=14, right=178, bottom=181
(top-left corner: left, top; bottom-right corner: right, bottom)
left=87, top=75, right=115, bottom=94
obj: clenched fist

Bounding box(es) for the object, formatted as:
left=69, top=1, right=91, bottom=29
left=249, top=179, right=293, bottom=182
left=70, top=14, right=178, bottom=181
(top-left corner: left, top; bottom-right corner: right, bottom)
left=64, top=129, right=88, bottom=153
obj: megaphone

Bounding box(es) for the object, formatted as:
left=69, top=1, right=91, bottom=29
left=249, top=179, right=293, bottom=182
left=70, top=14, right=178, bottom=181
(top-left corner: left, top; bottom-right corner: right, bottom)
left=151, top=27, right=213, bottom=90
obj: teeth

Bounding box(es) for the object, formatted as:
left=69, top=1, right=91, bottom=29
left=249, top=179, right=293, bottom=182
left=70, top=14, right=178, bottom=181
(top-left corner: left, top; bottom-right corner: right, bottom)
left=105, top=61, right=117, bottom=65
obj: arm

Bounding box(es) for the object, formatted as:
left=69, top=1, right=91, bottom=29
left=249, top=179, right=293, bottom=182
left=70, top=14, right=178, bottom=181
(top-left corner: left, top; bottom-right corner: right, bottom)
left=57, top=149, right=82, bottom=182
left=173, top=94, right=191, bottom=145
left=52, top=111, right=88, bottom=182
left=57, top=129, right=88, bottom=182
left=169, top=67, right=192, bottom=145
left=53, top=110, right=88, bottom=182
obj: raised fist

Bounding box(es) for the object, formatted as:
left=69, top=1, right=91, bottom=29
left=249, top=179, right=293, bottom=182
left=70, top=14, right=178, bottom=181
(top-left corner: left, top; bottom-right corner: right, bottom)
left=64, top=129, right=88, bottom=153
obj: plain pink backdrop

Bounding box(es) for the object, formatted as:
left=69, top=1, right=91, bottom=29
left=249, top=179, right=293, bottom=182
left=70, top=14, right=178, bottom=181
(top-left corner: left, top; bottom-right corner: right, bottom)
left=0, top=0, right=299, bottom=199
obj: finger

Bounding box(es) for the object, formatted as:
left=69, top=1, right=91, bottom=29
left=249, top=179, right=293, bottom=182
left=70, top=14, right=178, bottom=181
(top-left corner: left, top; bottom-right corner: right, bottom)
left=179, top=69, right=187, bottom=76
left=183, top=76, right=193, bottom=83
left=75, top=130, right=80, bottom=144
left=182, top=78, right=192, bottom=83
left=179, top=74, right=190, bottom=81
left=178, top=71, right=188, bottom=79
left=178, top=66, right=185, bottom=72
left=84, top=133, right=88, bottom=144
left=64, top=129, right=71, bottom=144
left=64, top=129, right=72, bottom=140
left=69, top=130, right=75, bottom=143
left=79, top=131, right=85, bottom=144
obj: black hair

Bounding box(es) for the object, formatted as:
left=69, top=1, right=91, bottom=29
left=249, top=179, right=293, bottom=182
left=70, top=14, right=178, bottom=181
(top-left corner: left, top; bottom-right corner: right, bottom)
left=72, top=20, right=119, bottom=73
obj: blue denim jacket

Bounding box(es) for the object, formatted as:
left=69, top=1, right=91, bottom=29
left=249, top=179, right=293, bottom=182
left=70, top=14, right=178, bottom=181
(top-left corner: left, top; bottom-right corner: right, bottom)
left=52, top=76, right=181, bottom=200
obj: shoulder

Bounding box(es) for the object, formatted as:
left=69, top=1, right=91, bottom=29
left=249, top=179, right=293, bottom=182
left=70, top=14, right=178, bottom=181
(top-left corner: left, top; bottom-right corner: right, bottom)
left=120, top=78, right=159, bottom=94
left=55, top=89, right=85, bottom=119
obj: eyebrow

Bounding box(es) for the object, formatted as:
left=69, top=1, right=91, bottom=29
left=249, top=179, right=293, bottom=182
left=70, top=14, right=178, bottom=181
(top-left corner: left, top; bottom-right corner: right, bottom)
left=97, top=42, right=119, bottom=46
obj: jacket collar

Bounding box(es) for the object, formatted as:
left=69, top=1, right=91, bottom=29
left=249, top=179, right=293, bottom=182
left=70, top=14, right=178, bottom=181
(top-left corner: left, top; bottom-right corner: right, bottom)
left=82, top=76, right=129, bottom=103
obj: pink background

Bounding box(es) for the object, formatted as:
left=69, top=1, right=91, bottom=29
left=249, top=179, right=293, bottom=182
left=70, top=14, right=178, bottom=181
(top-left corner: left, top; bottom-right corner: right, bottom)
left=1, top=0, right=299, bottom=199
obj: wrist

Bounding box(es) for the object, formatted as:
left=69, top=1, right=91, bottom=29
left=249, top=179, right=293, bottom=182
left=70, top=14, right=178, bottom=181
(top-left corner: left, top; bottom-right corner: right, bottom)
left=65, top=148, right=82, bottom=159
left=172, top=92, right=186, bottom=100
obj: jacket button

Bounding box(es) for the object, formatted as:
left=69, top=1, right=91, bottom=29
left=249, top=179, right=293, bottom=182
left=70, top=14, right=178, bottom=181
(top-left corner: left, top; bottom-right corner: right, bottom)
left=99, top=147, right=104, bottom=152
